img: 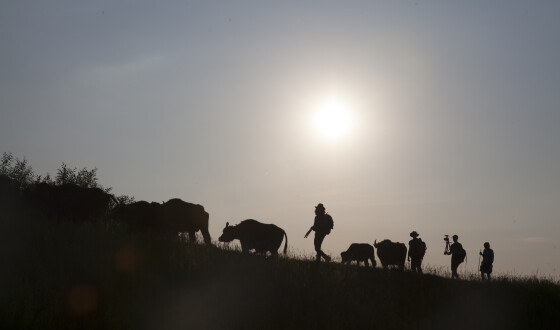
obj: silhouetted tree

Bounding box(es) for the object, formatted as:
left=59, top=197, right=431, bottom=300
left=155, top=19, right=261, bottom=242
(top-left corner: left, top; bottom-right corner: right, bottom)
left=55, top=163, right=105, bottom=191
left=115, top=194, right=135, bottom=205
left=1, top=152, right=37, bottom=188
left=1, top=151, right=134, bottom=204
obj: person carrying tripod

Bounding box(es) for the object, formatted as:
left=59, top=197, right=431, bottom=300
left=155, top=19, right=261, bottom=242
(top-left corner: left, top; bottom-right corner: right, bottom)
left=444, top=234, right=466, bottom=279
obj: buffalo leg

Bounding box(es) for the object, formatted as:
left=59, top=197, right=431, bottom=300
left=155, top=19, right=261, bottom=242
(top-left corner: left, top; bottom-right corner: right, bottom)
left=201, top=228, right=211, bottom=245
left=188, top=231, right=196, bottom=243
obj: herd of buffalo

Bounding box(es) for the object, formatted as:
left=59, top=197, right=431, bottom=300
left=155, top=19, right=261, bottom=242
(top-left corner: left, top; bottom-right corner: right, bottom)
left=1, top=174, right=410, bottom=269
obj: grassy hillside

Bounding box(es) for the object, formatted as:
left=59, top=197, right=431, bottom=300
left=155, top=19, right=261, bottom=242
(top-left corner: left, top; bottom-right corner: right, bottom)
left=1, top=210, right=559, bottom=330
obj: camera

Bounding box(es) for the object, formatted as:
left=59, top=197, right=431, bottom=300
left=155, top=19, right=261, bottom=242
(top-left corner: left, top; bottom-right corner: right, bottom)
left=444, top=235, right=449, bottom=242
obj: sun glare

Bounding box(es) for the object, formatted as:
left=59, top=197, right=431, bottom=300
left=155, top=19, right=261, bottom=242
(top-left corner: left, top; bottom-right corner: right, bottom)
left=311, top=96, right=355, bottom=142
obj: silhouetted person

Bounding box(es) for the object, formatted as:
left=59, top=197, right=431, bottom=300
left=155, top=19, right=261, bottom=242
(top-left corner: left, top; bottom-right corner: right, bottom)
left=444, top=234, right=465, bottom=279
left=479, top=242, right=494, bottom=281
left=305, top=203, right=333, bottom=262
left=408, top=231, right=426, bottom=274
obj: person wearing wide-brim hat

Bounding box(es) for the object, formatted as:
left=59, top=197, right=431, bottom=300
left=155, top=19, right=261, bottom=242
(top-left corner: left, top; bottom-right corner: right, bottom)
left=305, top=203, right=333, bottom=262
left=408, top=231, right=426, bottom=273
left=444, top=234, right=465, bottom=279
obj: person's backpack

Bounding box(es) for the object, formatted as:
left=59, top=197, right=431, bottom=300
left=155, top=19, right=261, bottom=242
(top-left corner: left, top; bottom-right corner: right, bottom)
left=418, top=239, right=427, bottom=258
left=323, top=213, right=334, bottom=234
left=411, top=239, right=427, bottom=259
left=456, top=246, right=467, bottom=264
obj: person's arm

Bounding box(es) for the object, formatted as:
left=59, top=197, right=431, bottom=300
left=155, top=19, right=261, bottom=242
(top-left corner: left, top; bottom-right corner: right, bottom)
left=305, top=217, right=318, bottom=238
left=445, top=243, right=455, bottom=255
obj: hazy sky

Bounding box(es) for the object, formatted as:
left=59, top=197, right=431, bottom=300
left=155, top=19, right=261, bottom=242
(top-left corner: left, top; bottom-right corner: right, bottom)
left=1, top=1, right=559, bottom=277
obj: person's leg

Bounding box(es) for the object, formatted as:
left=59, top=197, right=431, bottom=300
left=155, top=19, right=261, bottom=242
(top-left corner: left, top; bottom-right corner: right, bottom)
left=451, top=263, right=459, bottom=278
left=450, top=262, right=455, bottom=278
left=316, top=233, right=331, bottom=261
left=411, top=259, right=418, bottom=273
left=314, top=233, right=327, bottom=261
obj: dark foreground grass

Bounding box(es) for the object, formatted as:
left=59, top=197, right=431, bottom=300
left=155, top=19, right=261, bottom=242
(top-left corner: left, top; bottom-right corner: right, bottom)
left=1, top=210, right=559, bottom=330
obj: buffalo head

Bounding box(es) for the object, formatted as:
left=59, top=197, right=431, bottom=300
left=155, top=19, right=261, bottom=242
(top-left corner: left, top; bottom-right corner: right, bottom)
left=374, top=239, right=392, bottom=249
left=218, top=222, right=236, bottom=242
left=340, top=251, right=350, bottom=264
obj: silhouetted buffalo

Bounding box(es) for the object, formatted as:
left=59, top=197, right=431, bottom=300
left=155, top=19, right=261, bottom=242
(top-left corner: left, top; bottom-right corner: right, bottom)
left=341, top=243, right=377, bottom=267
left=161, top=198, right=211, bottom=244
left=0, top=174, right=21, bottom=209
left=23, top=182, right=116, bottom=222
left=111, top=200, right=163, bottom=228
left=219, top=219, right=288, bottom=255
left=374, top=239, right=407, bottom=270
left=112, top=198, right=211, bottom=244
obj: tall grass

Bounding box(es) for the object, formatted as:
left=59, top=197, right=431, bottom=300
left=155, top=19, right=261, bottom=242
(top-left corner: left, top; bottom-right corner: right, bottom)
left=1, top=209, right=559, bottom=330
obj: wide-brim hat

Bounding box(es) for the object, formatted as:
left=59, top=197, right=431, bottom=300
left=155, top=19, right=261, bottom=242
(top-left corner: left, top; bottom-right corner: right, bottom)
left=315, top=203, right=325, bottom=210
left=410, top=231, right=419, bottom=237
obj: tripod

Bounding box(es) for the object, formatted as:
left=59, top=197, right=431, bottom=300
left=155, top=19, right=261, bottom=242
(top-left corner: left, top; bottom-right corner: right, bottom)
left=444, top=240, right=450, bottom=254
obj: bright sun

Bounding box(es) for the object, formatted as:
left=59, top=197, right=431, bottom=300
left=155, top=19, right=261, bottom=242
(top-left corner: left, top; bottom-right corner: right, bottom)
left=311, top=96, right=355, bottom=142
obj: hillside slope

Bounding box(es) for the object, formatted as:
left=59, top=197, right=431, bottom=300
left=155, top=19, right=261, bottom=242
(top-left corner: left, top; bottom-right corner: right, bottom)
left=1, top=210, right=559, bottom=330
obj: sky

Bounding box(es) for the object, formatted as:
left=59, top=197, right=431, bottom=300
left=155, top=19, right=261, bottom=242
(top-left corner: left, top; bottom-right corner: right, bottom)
left=1, top=0, right=559, bottom=277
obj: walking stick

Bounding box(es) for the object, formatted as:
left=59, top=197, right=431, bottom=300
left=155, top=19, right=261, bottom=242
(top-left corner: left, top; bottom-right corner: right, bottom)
left=478, top=249, right=482, bottom=271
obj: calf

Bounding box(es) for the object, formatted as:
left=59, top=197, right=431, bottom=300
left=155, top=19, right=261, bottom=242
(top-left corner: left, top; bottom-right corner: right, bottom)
left=374, top=239, right=407, bottom=270
left=219, top=219, right=288, bottom=255
left=341, top=243, right=377, bottom=267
